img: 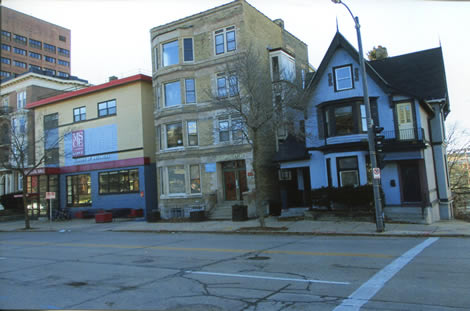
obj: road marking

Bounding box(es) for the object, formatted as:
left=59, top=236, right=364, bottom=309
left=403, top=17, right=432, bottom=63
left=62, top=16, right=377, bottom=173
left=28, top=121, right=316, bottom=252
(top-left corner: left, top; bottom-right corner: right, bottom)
left=0, top=240, right=393, bottom=258
left=334, top=237, right=439, bottom=311
left=186, top=270, right=350, bottom=285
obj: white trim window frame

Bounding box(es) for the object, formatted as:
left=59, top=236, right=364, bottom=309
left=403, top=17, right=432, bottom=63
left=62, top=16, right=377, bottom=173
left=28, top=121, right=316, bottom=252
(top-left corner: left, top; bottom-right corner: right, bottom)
left=183, top=37, right=194, bottom=62
left=333, top=64, right=354, bottom=92
left=185, top=78, right=196, bottom=104
left=17, top=91, right=26, bottom=109
left=162, top=39, right=179, bottom=67
left=216, top=73, right=239, bottom=98
left=165, top=121, right=184, bottom=149
left=187, top=120, right=198, bottom=146
left=164, top=80, right=182, bottom=107
left=217, top=115, right=243, bottom=144
left=214, top=26, right=236, bottom=55
left=160, top=164, right=202, bottom=198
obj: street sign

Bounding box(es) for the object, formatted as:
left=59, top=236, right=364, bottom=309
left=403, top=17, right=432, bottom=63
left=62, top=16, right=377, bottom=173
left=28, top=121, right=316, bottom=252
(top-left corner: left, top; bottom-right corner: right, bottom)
left=45, top=192, right=56, bottom=199
left=373, top=168, right=381, bottom=180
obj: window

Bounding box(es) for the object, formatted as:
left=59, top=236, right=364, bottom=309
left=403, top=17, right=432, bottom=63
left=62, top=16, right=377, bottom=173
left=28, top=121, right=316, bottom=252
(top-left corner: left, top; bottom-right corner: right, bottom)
left=58, top=59, right=69, bottom=67
left=1, top=31, right=11, bottom=40
left=217, top=73, right=238, bottom=98
left=334, top=106, right=354, bottom=135
left=59, top=35, right=66, bottom=42
left=154, top=47, right=158, bottom=70
left=73, top=107, right=86, bottom=122
left=1, top=44, right=11, bottom=52
left=29, top=64, right=41, bottom=71
left=45, top=56, right=56, bottom=63
left=190, top=165, right=201, bottom=193
left=334, top=65, right=353, bottom=91
left=44, top=113, right=58, bottom=130
left=187, top=121, right=198, bottom=146
left=66, top=174, right=91, bottom=206
left=214, top=26, right=236, bottom=55
left=360, top=104, right=367, bottom=132
left=17, top=91, right=26, bottom=109
left=218, top=116, right=243, bottom=143
left=272, top=56, right=280, bottom=81
left=44, top=68, right=56, bottom=75
left=337, top=156, right=359, bottom=187
left=98, top=99, right=116, bottom=117
left=19, top=116, right=26, bottom=134
left=99, top=169, right=139, bottom=194
left=44, top=43, right=56, bottom=53
left=166, top=122, right=183, bottom=148
left=29, top=38, right=42, bottom=49
left=162, top=40, right=179, bottom=67
left=164, top=81, right=181, bottom=107
left=14, top=47, right=26, bottom=56
left=183, top=38, right=194, bottom=62
left=322, top=100, right=369, bottom=137
left=1, top=58, right=10, bottom=65
left=58, top=71, right=69, bottom=78
left=29, top=51, right=41, bottom=59
left=168, top=165, right=185, bottom=194
left=14, top=61, right=26, bottom=68
left=0, top=71, right=11, bottom=78
left=58, top=47, right=70, bottom=57
left=13, top=34, right=27, bottom=45
left=185, top=78, right=196, bottom=104
left=43, top=113, right=59, bottom=166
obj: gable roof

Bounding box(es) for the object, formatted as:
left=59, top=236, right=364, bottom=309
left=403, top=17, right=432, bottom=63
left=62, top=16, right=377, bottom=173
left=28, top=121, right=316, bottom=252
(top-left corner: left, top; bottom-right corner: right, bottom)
left=306, top=31, right=391, bottom=94
left=369, top=47, right=448, bottom=102
left=307, top=32, right=449, bottom=113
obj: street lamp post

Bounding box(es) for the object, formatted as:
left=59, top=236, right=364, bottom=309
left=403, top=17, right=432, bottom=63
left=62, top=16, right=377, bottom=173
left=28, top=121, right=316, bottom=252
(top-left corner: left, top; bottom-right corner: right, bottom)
left=331, top=0, right=385, bottom=232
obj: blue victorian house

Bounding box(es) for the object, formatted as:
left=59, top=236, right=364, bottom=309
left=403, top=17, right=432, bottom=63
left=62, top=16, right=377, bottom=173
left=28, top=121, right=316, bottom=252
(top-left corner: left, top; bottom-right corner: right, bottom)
left=277, top=32, right=452, bottom=223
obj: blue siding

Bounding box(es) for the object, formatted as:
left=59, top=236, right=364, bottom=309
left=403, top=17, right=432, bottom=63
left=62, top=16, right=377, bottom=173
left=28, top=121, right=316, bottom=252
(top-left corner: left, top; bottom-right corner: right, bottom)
left=59, top=164, right=157, bottom=218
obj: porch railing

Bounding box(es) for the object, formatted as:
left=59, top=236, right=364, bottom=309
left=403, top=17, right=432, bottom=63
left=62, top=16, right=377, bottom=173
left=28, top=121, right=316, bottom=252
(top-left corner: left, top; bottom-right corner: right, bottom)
left=383, top=127, right=425, bottom=142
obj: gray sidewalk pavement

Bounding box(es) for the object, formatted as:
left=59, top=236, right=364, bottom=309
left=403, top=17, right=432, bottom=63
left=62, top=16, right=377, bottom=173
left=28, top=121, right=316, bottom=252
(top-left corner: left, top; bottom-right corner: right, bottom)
left=1, top=216, right=470, bottom=237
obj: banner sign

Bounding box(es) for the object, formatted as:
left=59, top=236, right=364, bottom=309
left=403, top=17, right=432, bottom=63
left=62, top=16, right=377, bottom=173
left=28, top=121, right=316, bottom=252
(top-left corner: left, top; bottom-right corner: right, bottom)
left=72, top=130, right=85, bottom=157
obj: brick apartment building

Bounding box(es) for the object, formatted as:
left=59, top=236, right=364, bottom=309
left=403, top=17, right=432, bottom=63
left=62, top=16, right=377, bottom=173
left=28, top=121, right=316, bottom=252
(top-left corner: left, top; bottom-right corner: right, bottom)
left=1, top=6, right=71, bottom=80
left=150, top=0, right=310, bottom=219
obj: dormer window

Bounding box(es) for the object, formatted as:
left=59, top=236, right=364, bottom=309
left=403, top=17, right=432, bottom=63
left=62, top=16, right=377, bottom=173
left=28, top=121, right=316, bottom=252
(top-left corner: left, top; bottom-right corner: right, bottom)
left=333, top=65, right=353, bottom=91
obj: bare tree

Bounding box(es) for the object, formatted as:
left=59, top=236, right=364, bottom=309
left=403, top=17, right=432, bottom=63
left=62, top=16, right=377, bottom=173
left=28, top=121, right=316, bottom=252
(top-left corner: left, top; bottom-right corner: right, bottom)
left=0, top=112, right=68, bottom=229
left=446, top=122, right=470, bottom=216
left=208, top=46, right=306, bottom=227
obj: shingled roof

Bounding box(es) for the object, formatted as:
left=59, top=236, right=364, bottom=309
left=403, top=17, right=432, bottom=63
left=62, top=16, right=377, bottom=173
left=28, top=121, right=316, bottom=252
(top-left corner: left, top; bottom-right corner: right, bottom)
left=369, top=47, right=448, bottom=102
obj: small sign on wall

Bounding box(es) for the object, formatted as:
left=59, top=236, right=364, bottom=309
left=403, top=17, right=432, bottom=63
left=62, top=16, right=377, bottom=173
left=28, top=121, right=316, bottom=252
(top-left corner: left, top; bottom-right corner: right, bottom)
left=205, top=163, right=216, bottom=173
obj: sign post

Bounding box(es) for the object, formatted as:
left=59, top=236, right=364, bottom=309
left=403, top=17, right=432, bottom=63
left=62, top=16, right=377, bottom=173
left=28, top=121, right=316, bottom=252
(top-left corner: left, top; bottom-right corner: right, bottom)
left=46, top=192, right=56, bottom=227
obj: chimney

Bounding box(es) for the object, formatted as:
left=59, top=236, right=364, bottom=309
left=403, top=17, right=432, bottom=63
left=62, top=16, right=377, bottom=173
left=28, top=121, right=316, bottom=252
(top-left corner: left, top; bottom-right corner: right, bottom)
left=274, top=19, right=284, bottom=29
left=109, top=76, right=118, bottom=81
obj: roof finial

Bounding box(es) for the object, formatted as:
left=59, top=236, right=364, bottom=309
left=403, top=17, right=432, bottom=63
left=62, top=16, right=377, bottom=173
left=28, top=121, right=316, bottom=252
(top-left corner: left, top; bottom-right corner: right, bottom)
left=336, top=16, right=339, bottom=32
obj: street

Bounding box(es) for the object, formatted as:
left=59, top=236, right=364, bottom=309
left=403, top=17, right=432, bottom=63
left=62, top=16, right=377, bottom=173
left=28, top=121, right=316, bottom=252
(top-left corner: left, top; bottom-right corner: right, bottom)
left=1, top=232, right=469, bottom=310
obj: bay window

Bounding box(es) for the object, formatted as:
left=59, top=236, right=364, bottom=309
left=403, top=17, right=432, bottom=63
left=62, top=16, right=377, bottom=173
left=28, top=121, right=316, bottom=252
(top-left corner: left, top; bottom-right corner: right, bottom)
left=166, top=122, right=183, bottom=148
left=164, top=81, right=181, bottom=107
left=321, top=100, right=369, bottom=137
left=162, top=40, right=179, bottom=67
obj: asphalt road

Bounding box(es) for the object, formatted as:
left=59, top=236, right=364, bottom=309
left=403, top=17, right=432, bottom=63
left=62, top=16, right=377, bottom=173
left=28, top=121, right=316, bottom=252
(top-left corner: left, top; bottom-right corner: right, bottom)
left=0, top=231, right=469, bottom=310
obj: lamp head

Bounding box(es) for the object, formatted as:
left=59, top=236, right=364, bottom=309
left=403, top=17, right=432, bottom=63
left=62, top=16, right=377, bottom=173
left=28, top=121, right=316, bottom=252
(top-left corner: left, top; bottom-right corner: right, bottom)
left=331, top=0, right=342, bottom=3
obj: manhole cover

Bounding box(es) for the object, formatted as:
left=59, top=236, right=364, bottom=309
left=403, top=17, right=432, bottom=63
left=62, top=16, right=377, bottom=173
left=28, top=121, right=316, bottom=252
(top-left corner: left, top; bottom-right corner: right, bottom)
left=247, top=256, right=270, bottom=260
left=65, top=281, right=88, bottom=287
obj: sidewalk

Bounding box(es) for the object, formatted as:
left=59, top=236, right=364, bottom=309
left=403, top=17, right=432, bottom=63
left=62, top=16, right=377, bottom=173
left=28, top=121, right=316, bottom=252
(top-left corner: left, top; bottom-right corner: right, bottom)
left=1, top=216, right=470, bottom=237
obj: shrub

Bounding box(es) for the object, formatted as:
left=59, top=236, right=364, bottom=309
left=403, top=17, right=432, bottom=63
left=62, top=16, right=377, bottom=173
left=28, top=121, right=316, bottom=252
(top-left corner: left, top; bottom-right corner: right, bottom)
left=311, top=185, right=383, bottom=213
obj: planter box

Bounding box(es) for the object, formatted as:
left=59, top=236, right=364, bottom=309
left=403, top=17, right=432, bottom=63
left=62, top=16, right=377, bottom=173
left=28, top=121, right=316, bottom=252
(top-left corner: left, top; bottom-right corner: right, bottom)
left=129, top=209, right=144, bottom=218
left=95, top=212, right=112, bottom=223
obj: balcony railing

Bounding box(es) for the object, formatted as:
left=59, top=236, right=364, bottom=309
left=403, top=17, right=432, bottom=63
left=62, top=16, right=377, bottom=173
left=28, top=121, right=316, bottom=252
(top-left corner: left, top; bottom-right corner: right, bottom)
left=383, top=127, right=425, bottom=142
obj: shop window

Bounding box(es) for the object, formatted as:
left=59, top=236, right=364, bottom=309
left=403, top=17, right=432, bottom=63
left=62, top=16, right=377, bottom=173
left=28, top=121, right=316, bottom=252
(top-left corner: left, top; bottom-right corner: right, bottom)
left=66, top=174, right=91, bottom=206
left=99, top=169, right=139, bottom=194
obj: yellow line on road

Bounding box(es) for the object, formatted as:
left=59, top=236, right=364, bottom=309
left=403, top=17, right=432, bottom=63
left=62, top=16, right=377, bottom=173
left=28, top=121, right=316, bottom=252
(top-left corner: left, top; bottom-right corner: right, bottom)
left=0, top=240, right=394, bottom=258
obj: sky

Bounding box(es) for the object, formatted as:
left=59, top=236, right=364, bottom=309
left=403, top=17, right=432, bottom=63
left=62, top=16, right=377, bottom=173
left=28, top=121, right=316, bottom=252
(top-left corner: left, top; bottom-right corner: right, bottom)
left=3, top=0, right=470, bottom=131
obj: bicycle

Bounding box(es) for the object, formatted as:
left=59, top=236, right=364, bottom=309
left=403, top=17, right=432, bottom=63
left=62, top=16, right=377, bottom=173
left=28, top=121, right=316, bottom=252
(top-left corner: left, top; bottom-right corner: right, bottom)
left=52, top=208, right=71, bottom=221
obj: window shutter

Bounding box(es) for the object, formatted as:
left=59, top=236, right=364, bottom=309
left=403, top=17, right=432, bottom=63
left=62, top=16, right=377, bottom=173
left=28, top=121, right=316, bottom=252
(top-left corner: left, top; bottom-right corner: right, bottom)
left=328, top=73, right=333, bottom=86
left=317, top=108, right=325, bottom=139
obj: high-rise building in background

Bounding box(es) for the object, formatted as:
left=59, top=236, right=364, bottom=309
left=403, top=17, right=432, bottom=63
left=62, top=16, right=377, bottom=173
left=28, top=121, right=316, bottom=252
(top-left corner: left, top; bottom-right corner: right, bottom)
left=1, top=6, right=71, bottom=80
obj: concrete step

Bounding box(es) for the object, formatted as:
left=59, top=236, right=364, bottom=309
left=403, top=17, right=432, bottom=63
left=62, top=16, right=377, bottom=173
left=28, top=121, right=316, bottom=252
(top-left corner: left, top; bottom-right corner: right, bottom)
left=208, top=205, right=233, bottom=220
